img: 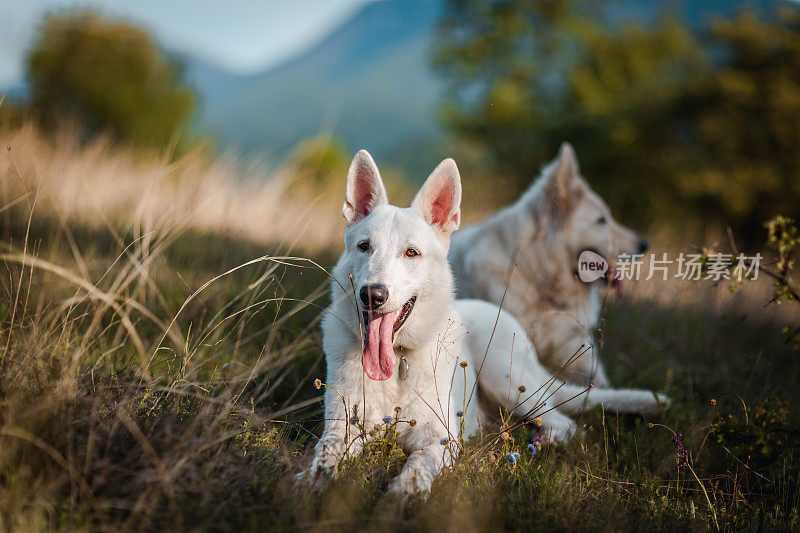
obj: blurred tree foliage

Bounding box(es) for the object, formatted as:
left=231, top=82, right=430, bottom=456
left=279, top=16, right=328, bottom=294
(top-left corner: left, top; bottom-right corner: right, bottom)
left=681, top=11, right=800, bottom=241
left=434, top=1, right=800, bottom=242
left=286, top=136, right=352, bottom=196
left=27, top=12, right=195, bottom=151
left=285, top=135, right=411, bottom=204
left=0, top=97, right=23, bottom=130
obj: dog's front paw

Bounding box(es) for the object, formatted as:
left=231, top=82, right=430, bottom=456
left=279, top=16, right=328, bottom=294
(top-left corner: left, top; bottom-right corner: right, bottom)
left=386, top=476, right=430, bottom=500
left=296, top=436, right=349, bottom=490
left=295, top=455, right=335, bottom=491
left=386, top=467, right=434, bottom=499
left=294, top=468, right=324, bottom=492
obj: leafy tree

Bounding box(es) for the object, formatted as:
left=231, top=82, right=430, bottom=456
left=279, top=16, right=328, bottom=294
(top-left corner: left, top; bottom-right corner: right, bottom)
left=555, top=15, right=704, bottom=228
left=285, top=136, right=352, bottom=196
left=27, top=12, right=195, bottom=150
left=434, top=1, right=800, bottom=241
left=676, top=10, right=800, bottom=242
left=0, top=96, right=23, bottom=131
left=434, top=0, right=603, bottom=198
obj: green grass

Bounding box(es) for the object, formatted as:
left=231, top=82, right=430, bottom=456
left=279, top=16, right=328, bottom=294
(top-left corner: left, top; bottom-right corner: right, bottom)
left=1, top=209, right=798, bottom=532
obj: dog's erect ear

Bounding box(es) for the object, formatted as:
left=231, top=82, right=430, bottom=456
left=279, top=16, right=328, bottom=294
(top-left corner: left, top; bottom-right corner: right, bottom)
left=343, top=150, right=388, bottom=225
left=543, top=142, right=581, bottom=214
left=412, top=158, right=462, bottom=235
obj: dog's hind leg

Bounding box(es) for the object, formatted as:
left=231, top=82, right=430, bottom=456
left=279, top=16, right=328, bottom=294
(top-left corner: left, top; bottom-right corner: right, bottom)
left=466, top=336, right=579, bottom=442
left=477, top=360, right=579, bottom=443
left=458, top=299, right=667, bottom=442
left=459, top=300, right=582, bottom=442
left=533, top=314, right=610, bottom=387
left=531, top=408, right=577, bottom=443
left=549, top=381, right=669, bottom=416
left=503, top=371, right=580, bottom=443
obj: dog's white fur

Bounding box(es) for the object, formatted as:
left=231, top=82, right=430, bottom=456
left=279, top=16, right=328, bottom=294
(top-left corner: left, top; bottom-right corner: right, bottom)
left=449, top=144, right=646, bottom=387
left=299, top=150, right=666, bottom=496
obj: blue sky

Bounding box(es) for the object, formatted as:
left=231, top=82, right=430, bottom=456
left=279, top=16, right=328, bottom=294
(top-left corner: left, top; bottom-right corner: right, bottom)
left=0, top=0, right=375, bottom=87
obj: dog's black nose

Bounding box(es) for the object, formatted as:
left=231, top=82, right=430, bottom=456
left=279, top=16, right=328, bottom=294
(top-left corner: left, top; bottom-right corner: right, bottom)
left=637, top=238, right=649, bottom=254
left=360, top=284, right=388, bottom=309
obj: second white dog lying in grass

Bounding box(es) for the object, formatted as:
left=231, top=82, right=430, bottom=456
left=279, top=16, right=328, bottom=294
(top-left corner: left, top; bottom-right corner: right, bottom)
left=299, top=150, right=668, bottom=496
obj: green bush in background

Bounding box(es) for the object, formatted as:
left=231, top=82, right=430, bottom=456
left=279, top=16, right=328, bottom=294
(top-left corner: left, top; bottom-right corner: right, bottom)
left=435, top=1, right=800, bottom=243
left=285, top=135, right=412, bottom=204
left=285, top=136, right=352, bottom=196
left=27, top=12, right=195, bottom=152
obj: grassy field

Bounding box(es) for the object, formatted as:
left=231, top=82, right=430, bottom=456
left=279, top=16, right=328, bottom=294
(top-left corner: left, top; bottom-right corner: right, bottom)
left=0, top=126, right=798, bottom=531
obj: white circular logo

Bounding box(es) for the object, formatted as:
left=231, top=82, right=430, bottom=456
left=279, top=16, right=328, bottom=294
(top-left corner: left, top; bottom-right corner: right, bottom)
left=578, top=250, right=609, bottom=283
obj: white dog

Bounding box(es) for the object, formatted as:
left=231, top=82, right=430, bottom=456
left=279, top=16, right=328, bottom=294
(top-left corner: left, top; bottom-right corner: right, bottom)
left=450, top=144, right=648, bottom=387
left=299, top=150, right=666, bottom=496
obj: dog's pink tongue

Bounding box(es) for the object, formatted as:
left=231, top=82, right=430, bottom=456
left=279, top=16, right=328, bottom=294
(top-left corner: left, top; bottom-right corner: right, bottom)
left=612, top=275, right=624, bottom=299
left=362, top=310, right=399, bottom=381
left=609, top=268, right=624, bottom=299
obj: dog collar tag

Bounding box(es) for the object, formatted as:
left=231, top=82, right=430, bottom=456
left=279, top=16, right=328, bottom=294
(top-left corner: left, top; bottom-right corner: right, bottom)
left=398, top=355, right=409, bottom=380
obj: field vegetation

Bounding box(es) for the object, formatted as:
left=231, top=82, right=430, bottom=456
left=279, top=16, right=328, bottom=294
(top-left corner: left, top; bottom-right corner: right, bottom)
left=0, top=122, right=798, bottom=531
left=1, top=4, right=800, bottom=530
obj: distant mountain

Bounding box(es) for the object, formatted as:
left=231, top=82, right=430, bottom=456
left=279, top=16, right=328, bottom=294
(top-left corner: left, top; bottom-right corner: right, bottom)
left=185, top=58, right=242, bottom=105
left=1, top=82, right=26, bottom=102
left=193, top=0, right=447, bottom=176
left=189, top=0, right=787, bottom=176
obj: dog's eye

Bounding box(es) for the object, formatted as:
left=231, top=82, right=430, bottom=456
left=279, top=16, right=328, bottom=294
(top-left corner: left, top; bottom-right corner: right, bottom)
left=596, top=216, right=607, bottom=225
left=405, top=248, right=419, bottom=258
left=357, top=240, right=370, bottom=252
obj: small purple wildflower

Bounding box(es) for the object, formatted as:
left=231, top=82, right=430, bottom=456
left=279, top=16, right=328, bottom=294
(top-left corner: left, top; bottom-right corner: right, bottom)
left=383, top=416, right=393, bottom=424
left=532, top=430, right=542, bottom=443
left=456, top=410, right=464, bottom=417
left=506, top=452, right=520, bottom=465
left=527, top=443, right=536, bottom=455
left=670, top=433, right=689, bottom=468
left=440, top=437, right=450, bottom=445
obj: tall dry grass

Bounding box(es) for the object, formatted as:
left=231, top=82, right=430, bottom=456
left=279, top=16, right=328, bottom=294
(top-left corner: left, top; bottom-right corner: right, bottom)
left=1, top=123, right=346, bottom=254
left=0, top=122, right=341, bottom=529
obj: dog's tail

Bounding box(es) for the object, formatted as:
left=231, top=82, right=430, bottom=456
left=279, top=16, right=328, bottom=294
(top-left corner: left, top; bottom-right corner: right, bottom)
left=547, top=381, right=669, bottom=416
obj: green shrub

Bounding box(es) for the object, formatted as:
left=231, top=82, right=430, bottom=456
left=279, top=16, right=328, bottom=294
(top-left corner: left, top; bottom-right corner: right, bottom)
left=27, top=11, right=195, bottom=151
